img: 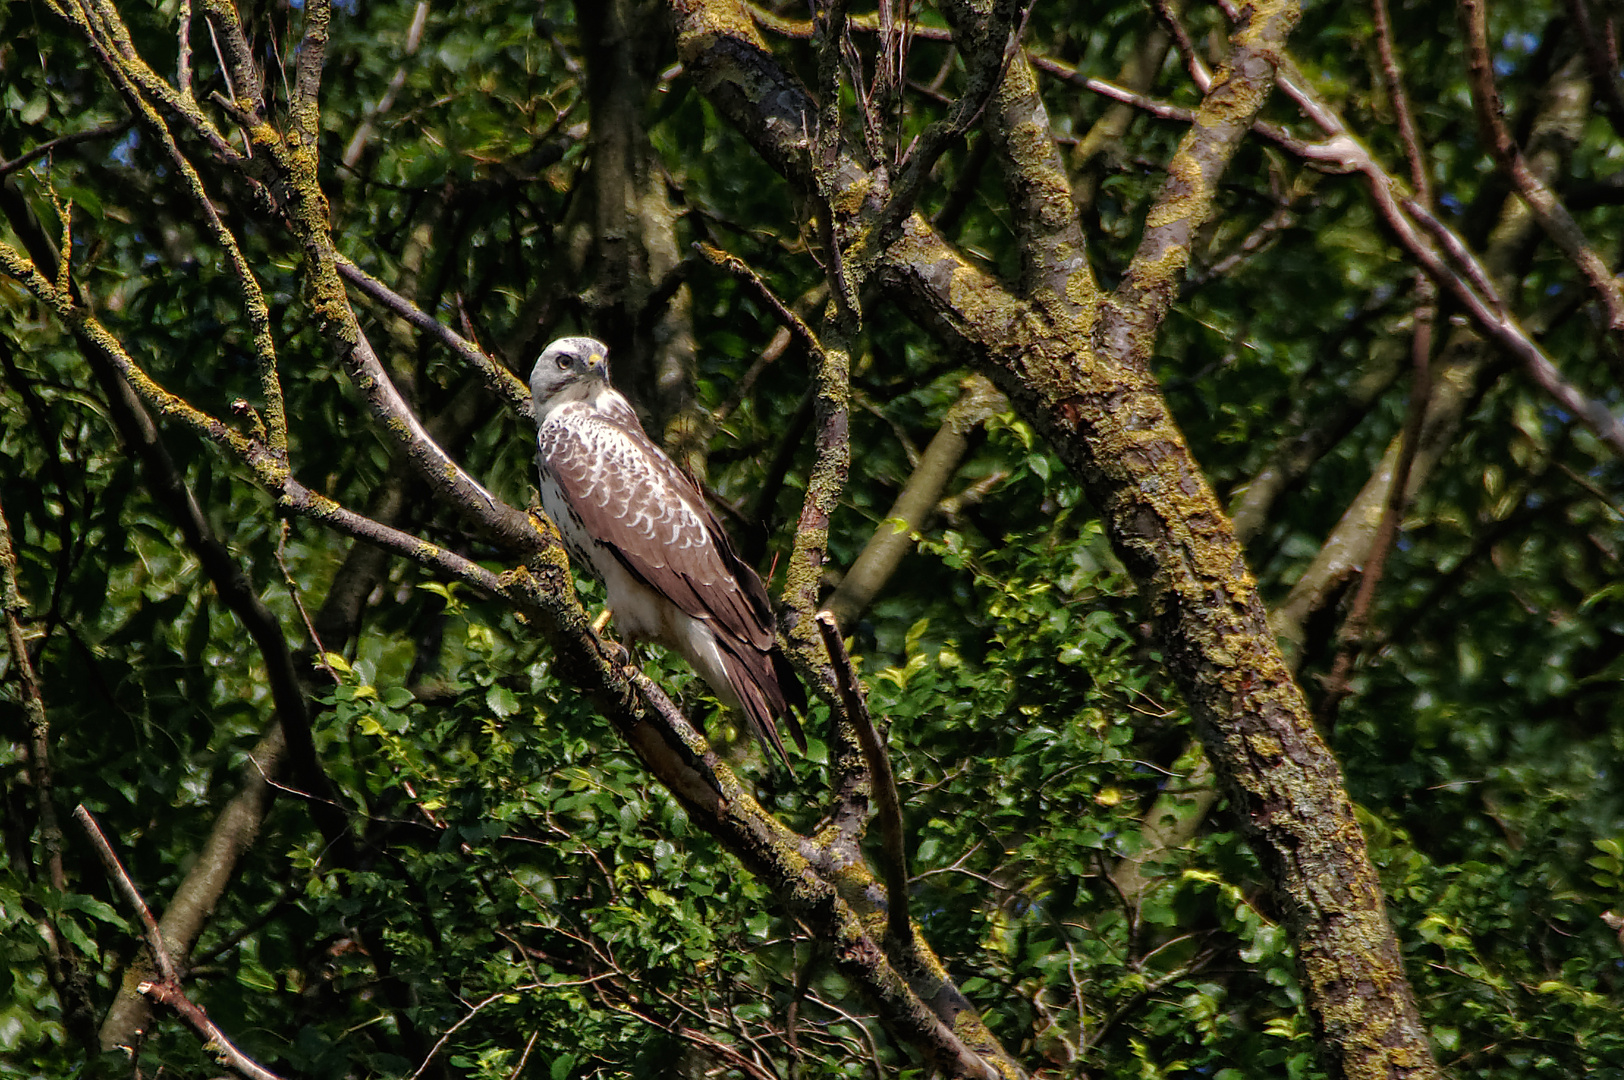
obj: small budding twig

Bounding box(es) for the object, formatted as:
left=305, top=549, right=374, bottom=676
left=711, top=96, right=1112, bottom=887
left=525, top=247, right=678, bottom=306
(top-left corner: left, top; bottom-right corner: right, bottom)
left=815, top=611, right=912, bottom=946
left=73, top=805, right=285, bottom=1080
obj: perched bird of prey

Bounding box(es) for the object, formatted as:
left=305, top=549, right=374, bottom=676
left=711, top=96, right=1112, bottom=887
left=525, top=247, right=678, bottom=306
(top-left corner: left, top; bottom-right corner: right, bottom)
left=530, top=336, right=807, bottom=765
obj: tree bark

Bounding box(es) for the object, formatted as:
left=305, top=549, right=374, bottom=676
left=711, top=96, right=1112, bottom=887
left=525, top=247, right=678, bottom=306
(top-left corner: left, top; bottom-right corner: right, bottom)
left=667, top=2, right=1441, bottom=1076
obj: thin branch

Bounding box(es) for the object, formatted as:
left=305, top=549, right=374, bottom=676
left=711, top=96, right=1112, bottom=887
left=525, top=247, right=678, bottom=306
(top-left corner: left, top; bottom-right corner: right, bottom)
left=1459, top=0, right=1624, bottom=334
left=1152, top=0, right=1208, bottom=91
left=0, top=120, right=133, bottom=178
left=0, top=496, right=65, bottom=893
left=877, top=0, right=1029, bottom=253
left=1567, top=0, right=1624, bottom=137
left=53, top=2, right=289, bottom=455
left=0, top=239, right=268, bottom=465
left=1318, top=278, right=1436, bottom=726
left=73, top=806, right=181, bottom=985
left=817, top=612, right=912, bottom=947
left=336, top=255, right=532, bottom=420
left=697, top=243, right=826, bottom=360
left=74, top=806, right=285, bottom=1080
left=1370, top=0, right=1430, bottom=204
left=408, top=986, right=544, bottom=1080
left=1252, top=63, right=1624, bottom=457
left=711, top=283, right=829, bottom=429
left=1030, top=56, right=1300, bottom=152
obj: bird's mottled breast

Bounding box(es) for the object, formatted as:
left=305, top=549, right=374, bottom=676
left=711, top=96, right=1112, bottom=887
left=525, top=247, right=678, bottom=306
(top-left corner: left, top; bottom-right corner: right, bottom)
left=536, top=400, right=712, bottom=580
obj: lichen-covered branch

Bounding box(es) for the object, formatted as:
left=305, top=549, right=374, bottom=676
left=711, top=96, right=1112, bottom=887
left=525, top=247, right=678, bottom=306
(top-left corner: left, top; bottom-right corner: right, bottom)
left=667, top=2, right=1443, bottom=1074
left=938, top=0, right=1094, bottom=318
left=1096, top=0, right=1301, bottom=368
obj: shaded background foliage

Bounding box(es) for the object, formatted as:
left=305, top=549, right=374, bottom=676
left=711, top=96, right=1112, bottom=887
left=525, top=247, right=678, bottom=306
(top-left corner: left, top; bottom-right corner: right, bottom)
left=2, top=0, right=1622, bottom=1077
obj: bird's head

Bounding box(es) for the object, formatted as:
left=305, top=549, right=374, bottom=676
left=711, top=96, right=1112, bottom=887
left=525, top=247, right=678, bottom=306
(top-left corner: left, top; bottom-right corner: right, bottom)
left=531, top=336, right=611, bottom=409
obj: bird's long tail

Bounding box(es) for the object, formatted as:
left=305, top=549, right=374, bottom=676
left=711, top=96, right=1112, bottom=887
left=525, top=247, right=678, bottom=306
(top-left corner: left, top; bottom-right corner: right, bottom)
left=718, top=642, right=807, bottom=768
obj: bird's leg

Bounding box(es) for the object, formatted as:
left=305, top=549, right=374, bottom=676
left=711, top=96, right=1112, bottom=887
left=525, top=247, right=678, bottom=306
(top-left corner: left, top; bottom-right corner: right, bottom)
left=589, top=609, right=635, bottom=668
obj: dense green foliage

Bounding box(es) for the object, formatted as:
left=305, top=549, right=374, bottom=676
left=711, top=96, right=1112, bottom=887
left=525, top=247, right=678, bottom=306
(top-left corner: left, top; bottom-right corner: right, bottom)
left=3, top=0, right=1623, bottom=1077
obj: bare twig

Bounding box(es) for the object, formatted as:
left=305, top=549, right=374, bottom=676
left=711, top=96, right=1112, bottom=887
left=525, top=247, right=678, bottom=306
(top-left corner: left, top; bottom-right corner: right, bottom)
left=1317, top=277, right=1436, bottom=725
left=336, top=255, right=532, bottom=419
left=816, top=612, right=912, bottom=946
left=711, top=283, right=830, bottom=429
left=1370, top=0, right=1430, bottom=203
left=1459, top=0, right=1624, bottom=333
left=75, top=806, right=285, bottom=1080
left=73, top=806, right=180, bottom=986
left=407, top=986, right=544, bottom=1080
left=1, top=497, right=65, bottom=893
left=0, top=120, right=133, bottom=178
left=1567, top=0, right=1624, bottom=137
left=275, top=521, right=338, bottom=682
left=878, top=0, right=1029, bottom=250
left=1152, top=0, right=1208, bottom=91
left=697, top=243, right=825, bottom=360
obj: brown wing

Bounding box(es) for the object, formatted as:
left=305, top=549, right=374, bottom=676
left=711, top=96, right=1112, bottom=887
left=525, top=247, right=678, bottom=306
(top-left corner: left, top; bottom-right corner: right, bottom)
left=538, top=401, right=775, bottom=651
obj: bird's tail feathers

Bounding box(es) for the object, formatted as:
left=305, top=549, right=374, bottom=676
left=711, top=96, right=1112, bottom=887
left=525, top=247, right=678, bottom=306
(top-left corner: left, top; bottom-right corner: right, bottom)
left=717, top=641, right=807, bottom=768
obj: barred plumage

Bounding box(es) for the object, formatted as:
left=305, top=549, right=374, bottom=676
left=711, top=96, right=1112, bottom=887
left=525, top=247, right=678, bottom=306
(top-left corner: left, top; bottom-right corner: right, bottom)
left=529, top=337, right=806, bottom=765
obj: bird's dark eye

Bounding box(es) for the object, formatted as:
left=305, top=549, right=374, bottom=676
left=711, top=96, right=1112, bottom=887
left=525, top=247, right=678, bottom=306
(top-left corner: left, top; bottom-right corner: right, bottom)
left=555, top=355, right=571, bottom=371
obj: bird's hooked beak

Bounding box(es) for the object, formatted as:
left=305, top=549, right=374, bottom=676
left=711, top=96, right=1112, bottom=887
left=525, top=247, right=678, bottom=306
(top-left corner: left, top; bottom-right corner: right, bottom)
left=586, top=351, right=609, bottom=382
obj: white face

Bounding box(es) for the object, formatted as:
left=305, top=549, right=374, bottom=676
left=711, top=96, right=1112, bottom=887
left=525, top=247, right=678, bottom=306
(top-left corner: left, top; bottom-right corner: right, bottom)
left=530, top=336, right=611, bottom=407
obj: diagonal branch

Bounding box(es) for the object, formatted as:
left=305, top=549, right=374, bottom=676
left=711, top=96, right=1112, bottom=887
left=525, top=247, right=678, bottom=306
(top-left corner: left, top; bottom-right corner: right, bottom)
left=817, top=612, right=911, bottom=948
left=1460, top=0, right=1624, bottom=334
left=336, top=255, right=533, bottom=419
left=1096, top=0, right=1302, bottom=368
left=1262, top=67, right=1624, bottom=457
left=935, top=0, right=1092, bottom=318
left=74, top=806, right=286, bottom=1080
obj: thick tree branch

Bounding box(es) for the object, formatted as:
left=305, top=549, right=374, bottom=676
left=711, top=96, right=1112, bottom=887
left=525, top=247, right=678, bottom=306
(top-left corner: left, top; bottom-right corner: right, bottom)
left=665, top=4, right=1443, bottom=1074
left=1096, top=0, right=1301, bottom=369
left=938, top=0, right=1093, bottom=318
